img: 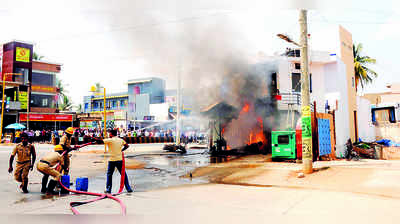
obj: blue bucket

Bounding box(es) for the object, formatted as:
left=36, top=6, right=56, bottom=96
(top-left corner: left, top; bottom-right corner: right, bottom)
left=76, top=177, right=89, bottom=191
left=60, top=175, right=70, bottom=194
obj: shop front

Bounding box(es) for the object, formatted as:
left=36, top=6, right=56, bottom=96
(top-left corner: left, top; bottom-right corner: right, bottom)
left=19, top=113, right=74, bottom=130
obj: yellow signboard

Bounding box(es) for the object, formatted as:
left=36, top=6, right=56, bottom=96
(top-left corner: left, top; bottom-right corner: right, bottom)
left=15, top=47, right=30, bottom=63
left=19, top=91, right=27, bottom=109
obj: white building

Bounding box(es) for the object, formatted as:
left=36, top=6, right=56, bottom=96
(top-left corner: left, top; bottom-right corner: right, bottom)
left=271, top=26, right=358, bottom=156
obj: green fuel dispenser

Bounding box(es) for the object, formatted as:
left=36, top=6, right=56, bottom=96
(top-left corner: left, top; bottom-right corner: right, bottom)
left=271, top=130, right=296, bottom=160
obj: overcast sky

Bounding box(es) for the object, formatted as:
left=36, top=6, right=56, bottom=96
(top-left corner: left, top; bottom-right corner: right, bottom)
left=0, top=0, right=399, bottom=106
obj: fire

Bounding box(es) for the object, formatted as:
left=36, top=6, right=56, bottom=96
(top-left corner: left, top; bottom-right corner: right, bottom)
left=241, top=103, right=250, bottom=113
left=222, top=102, right=267, bottom=151
left=247, top=116, right=266, bottom=147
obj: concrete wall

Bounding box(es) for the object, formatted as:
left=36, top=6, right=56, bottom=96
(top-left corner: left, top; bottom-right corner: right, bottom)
left=357, top=96, right=376, bottom=142
left=150, top=103, right=169, bottom=121
left=310, top=64, right=326, bottom=112
left=128, top=93, right=149, bottom=120
left=339, top=26, right=357, bottom=142
left=375, top=122, right=400, bottom=142
left=324, top=61, right=350, bottom=156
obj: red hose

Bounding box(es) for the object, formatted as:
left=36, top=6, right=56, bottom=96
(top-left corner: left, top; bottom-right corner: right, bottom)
left=58, top=145, right=128, bottom=215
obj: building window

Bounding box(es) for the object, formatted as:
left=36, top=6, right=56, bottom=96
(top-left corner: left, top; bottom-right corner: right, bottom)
left=121, top=100, right=126, bottom=107
left=112, top=101, right=117, bottom=108
left=286, top=49, right=300, bottom=57
left=291, top=73, right=301, bottom=92
left=14, top=68, right=29, bottom=84
left=30, top=94, right=54, bottom=108
left=372, top=107, right=396, bottom=123
left=42, top=98, right=48, bottom=107
left=294, top=63, right=301, bottom=70
left=32, top=72, right=55, bottom=86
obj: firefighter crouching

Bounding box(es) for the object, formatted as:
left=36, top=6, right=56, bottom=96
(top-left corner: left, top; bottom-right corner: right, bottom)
left=8, top=133, right=36, bottom=193
left=37, top=145, right=72, bottom=195
left=59, top=127, right=74, bottom=175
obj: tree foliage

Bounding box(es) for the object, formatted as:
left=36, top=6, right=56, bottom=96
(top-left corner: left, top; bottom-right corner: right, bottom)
left=353, top=43, right=378, bottom=89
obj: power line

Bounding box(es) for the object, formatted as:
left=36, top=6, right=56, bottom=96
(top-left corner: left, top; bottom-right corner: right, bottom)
left=39, top=11, right=234, bottom=43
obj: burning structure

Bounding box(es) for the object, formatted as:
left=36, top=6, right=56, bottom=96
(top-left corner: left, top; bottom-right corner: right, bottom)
left=201, top=61, right=279, bottom=155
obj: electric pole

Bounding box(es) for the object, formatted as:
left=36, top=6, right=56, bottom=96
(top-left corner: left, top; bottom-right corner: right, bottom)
left=299, top=9, right=313, bottom=174
left=176, top=64, right=181, bottom=145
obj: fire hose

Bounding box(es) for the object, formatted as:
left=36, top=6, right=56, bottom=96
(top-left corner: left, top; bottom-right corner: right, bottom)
left=56, top=142, right=128, bottom=215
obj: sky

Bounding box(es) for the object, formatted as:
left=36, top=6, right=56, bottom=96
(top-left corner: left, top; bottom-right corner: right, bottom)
left=0, top=0, right=399, bottom=107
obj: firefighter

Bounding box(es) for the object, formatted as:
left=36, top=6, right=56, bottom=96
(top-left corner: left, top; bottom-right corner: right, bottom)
left=59, top=127, right=74, bottom=175
left=37, top=145, right=73, bottom=195
left=8, top=133, right=36, bottom=193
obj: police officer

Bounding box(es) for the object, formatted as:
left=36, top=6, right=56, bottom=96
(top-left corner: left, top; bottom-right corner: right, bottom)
left=8, top=133, right=36, bottom=193
left=37, top=145, right=73, bottom=195
left=59, top=127, right=74, bottom=175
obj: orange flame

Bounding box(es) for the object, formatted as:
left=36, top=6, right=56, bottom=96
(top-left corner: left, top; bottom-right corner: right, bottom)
left=247, top=116, right=267, bottom=147
left=241, top=103, right=250, bottom=113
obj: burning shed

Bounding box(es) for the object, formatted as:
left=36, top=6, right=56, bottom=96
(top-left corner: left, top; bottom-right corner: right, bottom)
left=201, top=101, right=239, bottom=153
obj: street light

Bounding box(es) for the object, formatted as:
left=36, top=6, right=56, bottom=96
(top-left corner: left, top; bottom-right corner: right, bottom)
left=277, top=9, right=313, bottom=174
left=90, top=86, right=107, bottom=152
left=0, top=73, right=22, bottom=141
left=277, top=34, right=300, bottom=47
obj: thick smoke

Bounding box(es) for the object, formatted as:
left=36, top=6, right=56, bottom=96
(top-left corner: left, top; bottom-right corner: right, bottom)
left=101, top=3, right=279, bottom=144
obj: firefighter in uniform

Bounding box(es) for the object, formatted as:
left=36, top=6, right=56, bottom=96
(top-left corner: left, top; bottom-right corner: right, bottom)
left=59, top=127, right=74, bottom=175
left=8, top=133, right=36, bottom=193
left=37, top=145, right=73, bottom=195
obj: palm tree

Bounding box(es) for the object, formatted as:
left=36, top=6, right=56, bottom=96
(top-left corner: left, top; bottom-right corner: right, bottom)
left=59, top=95, right=72, bottom=111
left=56, top=78, right=67, bottom=96
left=75, top=104, right=83, bottom=113
left=32, top=52, right=44, bottom=61
left=353, top=43, right=377, bottom=90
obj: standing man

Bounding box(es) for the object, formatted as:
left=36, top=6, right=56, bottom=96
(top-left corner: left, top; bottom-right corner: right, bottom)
left=8, top=133, right=36, bottom=193
left=103, top=129, right=133, bottom=193
left=59, top=127, right=74, bottom=175
left=14, top=130, right=21, bottom=143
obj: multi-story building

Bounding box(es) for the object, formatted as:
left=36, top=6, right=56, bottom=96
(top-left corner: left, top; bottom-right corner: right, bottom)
left=269, top=26, right=357, bottom=155
left=82, top=77, right=169, bottom=130
left=0, top=40, right=72, bottom=132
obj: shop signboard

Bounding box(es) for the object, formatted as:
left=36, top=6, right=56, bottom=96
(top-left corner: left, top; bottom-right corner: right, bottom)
left=20, top=113, right=73, bottom=122
left=114, top=110, right=126, bottom=120
left=31, top=85, right=57, bottom=93
left=15, top=47, right=30, bottom=63
left=19, top=91, right=27, bottom=109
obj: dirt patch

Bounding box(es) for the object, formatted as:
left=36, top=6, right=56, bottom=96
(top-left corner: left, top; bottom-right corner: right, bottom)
left=186, top=154, right=268, bottom=183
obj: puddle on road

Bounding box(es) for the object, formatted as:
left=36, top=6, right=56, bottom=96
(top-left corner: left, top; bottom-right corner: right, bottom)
left=74, top=149, right=211, bottom=193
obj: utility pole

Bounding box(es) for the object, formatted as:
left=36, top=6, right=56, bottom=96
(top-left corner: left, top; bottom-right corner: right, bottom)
left=176, top=64, right=181, bottom=145
left=27, top=81, right=30, bottom=130
left=103, top=87, right=107, bottom=153
left=299, top=9, right=313, bottom=174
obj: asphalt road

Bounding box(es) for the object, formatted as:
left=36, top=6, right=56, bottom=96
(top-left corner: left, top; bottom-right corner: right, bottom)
left=1, top=143, right=400, bottom=224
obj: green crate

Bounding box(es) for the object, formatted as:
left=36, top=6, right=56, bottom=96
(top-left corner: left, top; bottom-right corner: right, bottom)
left=271, top=131, right=296, bottom=160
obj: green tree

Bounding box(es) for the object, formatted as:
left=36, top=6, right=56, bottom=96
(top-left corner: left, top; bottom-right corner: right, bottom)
left=56, top=78, right=68, bottom=97
left=59, top=95, right=72, bottom=111
left=75, top=104, right=83, bottom=113
left=56, top=78, right=72, bottom=110
left=353, top=43, right=378, bottom=90
left=32, top=52, right=44, bottom=61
